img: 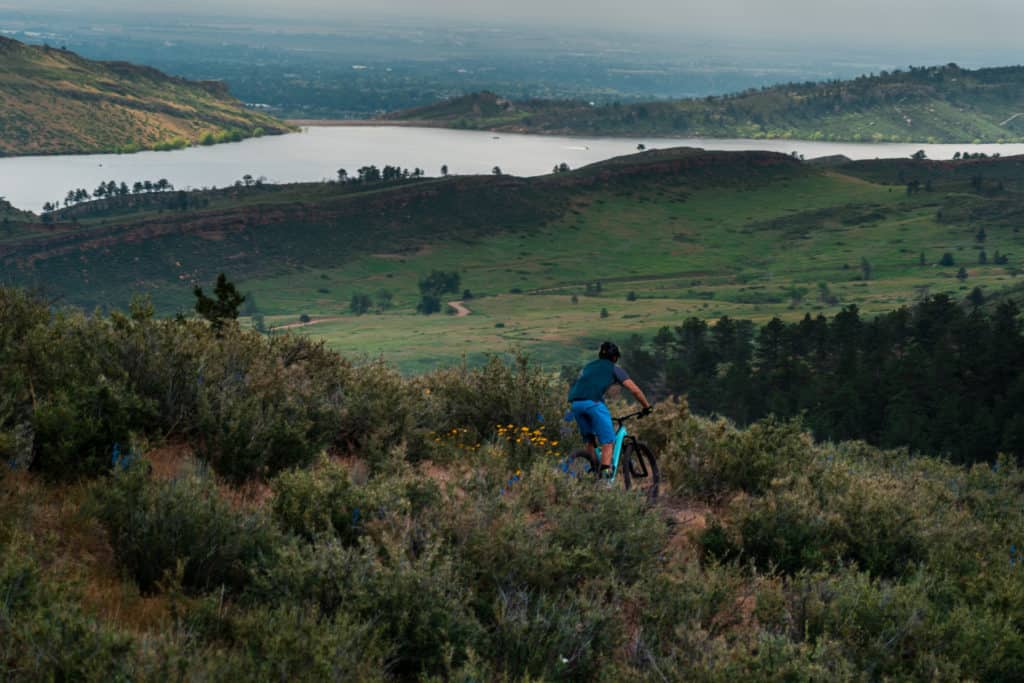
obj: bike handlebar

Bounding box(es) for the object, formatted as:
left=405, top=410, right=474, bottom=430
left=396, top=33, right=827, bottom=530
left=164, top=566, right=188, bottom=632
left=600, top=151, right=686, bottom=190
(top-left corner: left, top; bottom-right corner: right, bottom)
left=614, top=408, right=651, bottom=425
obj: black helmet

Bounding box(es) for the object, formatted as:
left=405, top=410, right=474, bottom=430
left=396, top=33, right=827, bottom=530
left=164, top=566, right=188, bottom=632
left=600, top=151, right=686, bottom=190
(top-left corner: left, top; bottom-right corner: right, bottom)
left=598, top=341, right=620, bottom=362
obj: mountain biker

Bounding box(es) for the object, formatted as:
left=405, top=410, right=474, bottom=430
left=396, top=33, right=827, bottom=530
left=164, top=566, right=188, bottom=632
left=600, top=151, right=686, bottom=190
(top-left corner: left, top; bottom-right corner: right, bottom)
left=568, top=341, right=652, bottom=478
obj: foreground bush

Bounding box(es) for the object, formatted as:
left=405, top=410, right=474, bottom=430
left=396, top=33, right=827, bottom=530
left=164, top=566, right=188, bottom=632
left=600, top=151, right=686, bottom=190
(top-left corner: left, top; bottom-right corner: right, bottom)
left=6, top=280, right=1024, bottom=679
left=252, top=536, right=482, bottom=678
left=193, top=604, right=390, bottom=682
left=91, top=462, right=278, bottom=594
left=699, top=443, right=994, bottom=578
left=420, top=353, right=567, bottom=461
left=0, top=550, right=139, bottom=681
left=193, top=332, right=346, bottom=480
left=639, top=400, right=814, bottom=501
left=271, top=459, right=440, bottom=544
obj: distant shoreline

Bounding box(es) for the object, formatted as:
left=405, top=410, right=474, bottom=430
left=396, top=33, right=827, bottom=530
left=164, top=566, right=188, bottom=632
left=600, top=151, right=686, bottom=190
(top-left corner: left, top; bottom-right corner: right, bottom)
left=286, top=119, right=437, bottom=127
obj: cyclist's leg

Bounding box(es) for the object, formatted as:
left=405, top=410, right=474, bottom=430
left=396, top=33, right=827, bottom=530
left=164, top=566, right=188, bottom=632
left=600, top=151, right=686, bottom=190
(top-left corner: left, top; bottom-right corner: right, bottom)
left=588, top=403, right=616, bottom=469
left=570, top=401, right=598, bottom=458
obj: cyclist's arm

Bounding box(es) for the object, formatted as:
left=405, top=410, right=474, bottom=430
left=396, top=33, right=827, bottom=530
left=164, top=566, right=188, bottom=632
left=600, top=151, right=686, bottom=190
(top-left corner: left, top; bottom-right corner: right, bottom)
left=622, top=379, right=651, bottom=410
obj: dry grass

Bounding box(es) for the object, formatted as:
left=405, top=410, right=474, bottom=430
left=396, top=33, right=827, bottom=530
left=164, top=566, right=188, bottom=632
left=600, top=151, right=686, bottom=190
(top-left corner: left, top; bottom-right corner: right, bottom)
left=0, top=469, right=172, bottom=634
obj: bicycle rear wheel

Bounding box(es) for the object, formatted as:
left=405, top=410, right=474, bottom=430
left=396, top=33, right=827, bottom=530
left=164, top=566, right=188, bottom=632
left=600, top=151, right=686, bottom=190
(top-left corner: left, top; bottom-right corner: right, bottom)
left=622, top=441, right=660, bottom=501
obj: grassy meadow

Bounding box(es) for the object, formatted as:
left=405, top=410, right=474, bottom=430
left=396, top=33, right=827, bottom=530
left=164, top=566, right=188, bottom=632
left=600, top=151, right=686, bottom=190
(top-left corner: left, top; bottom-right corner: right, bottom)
left=5, top=147, right=1023, bottom=372
left=242, top=171, right=1022, bottom=370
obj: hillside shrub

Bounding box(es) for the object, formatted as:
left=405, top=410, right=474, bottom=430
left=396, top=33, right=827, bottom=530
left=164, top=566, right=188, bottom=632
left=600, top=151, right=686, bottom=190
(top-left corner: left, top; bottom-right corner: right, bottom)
left=782, top=569, right=942, bottom=678
left=254, top=535, right=481, bottom=678
left=420, top=353, right=566, bottom=461
left=0, top=550, right=139, bottom=681
left=635, top=559, right=748, bottom=650
left=271, top=459, right=440, bottom=545
left=333, top=359, right=426, bottom=467
left=194, top=332, right=345, bottom=481
left=90, top=462, right=278, bottom=594
left=453, top=465, right=669, bottom=599
left=3, top=299, right=159, bottom=480
left=482, top=585, right=624, bottom=681
left=31, top=377, right=154, bottom=480
left=640, top=627, right=854, bottom=681
left=193, top=604, right=390, bottom=682
left=652, top=408, right=814, bottom=501
left=2, top=291, right=350, bottom=481
left=700, top=445, right=976, bottom=577
left=354, top=550, right=482, bottom=678
left=250, top=539, right=371, bottom=618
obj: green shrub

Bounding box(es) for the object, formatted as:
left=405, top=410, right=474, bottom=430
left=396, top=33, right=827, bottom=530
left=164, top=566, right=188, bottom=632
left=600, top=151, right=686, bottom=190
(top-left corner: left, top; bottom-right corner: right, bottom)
left=32, top=379, right=154, bottom=480
left=424, top=353, right=564, bottom=433
left=700, top=446, right=978, bottom=581
left=420, top=353, right=567, bottom=465
left=354, top=550, right=482, bottom=678
left=454, top=466, right=669, bottom=600
left=635, top=559, right=747, bottom=656
left=0, top=549, right=139, bottom=681
left=254, top=535, right=481, bottom=679
left=2, top=292, right=356, bottom=482
left=14, top=305, right=158, bottom=480
left=250, top=538, right=371, bottom=618
left=783, top=569, right=940, bottom=678
left=643, top=627, right=856, bottom=682
left=90, top=462, right=278, bottom=594
left=649, top=407, right=814, bottom=501
left=0, top=289, right=48, bottom=470
left=483, top=586, right=624, bottom=681
left=932, top=604, right=1024, bottom=681
left=271, top=460, right=440, bottom=545
left=334, top=359, right=425, bottom=468
left=194, top=332, right=345, bottom=480
left=194, top=604, right=390, bottom=682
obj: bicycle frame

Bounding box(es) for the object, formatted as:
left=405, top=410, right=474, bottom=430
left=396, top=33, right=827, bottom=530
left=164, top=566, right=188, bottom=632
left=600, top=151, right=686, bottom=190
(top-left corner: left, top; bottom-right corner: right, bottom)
left=608, top=424, right=629, bottom=482
left=589, top=409, right=645, bottom=483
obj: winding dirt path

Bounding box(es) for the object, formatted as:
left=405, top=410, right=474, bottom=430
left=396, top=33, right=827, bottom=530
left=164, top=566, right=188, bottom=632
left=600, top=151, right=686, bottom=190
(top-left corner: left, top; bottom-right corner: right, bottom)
left=271, top=316, right=347, bottom=331
left=447, top=300, right=472, bottom=317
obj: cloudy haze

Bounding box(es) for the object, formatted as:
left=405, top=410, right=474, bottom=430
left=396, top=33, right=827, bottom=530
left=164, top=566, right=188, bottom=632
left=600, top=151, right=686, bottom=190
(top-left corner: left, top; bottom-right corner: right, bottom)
left=13, top=0, right=1024, bottom=48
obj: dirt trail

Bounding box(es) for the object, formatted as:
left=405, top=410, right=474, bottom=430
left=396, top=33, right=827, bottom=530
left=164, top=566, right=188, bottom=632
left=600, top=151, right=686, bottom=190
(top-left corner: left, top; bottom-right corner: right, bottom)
left=447, top=301, right=472, bottom=317
left=271, top=316, right=347, bottom=331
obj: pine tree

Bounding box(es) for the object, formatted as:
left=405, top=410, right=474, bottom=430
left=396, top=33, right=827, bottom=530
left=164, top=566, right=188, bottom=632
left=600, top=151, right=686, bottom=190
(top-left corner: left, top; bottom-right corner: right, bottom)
left=194, top=273, right=245, bottom=333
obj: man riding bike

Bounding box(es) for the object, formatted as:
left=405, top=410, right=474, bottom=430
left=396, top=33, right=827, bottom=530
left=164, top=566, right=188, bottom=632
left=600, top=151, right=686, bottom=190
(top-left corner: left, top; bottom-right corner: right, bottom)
left=568, top=342, right=652, bottom=478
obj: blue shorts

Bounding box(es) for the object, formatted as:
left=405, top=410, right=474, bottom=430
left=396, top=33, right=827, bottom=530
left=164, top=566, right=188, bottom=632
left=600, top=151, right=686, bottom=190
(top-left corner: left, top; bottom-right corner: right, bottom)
left=570, top=400, right=615, bottom=445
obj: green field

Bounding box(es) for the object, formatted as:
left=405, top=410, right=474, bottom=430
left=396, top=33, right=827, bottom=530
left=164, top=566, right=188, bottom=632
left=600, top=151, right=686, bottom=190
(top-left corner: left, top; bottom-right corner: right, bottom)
left=5, top=148, right=1023, bottom=372
left=244, top=172, right=1021, bottom=371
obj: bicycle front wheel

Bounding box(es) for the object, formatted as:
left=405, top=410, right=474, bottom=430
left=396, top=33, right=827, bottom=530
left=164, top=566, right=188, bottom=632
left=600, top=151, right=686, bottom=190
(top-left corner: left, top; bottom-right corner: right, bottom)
left=622, top=441, right=660, bottom=501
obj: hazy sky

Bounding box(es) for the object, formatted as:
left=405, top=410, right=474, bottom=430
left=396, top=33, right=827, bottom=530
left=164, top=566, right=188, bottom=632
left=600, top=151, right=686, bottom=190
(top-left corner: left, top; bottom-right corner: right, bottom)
left=12, top=1, right=1024, bottom=48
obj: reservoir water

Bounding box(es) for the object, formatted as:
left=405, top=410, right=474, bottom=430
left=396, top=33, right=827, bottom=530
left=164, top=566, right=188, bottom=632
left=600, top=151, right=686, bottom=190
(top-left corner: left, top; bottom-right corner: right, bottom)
left=3, top=125, right=1024, bottom=212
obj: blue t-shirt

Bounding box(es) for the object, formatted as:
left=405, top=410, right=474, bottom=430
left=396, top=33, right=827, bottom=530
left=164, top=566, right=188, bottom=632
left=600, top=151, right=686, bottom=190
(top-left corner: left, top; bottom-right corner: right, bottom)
left=567, top=359, right=630, bottom=403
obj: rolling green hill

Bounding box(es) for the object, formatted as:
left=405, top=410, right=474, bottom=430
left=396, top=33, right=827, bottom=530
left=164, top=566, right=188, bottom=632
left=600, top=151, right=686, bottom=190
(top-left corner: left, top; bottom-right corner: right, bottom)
left=4, top=148, right=1024, bottom=371
left=384, top=64, right=1024, bottom=143
left=0, top=37, right=291, bottom=156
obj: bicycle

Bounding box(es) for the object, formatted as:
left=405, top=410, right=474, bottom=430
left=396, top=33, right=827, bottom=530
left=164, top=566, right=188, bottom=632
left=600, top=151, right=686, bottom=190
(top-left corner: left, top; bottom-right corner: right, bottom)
left=566, top=409, right=660, bottom=500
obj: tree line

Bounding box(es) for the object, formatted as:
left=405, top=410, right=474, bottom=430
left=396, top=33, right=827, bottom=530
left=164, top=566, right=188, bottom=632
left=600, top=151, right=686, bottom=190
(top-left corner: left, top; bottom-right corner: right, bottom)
left=336, top=165, right=425, bottom=184
left=622, top=294, right=1024, bottom=464
left=43, top=178, right=175, bottom=212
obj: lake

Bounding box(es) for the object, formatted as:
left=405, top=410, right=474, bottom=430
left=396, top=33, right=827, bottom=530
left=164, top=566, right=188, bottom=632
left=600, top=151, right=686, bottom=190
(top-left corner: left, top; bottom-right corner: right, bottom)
left=3, top=125, right=1024, bottom=212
